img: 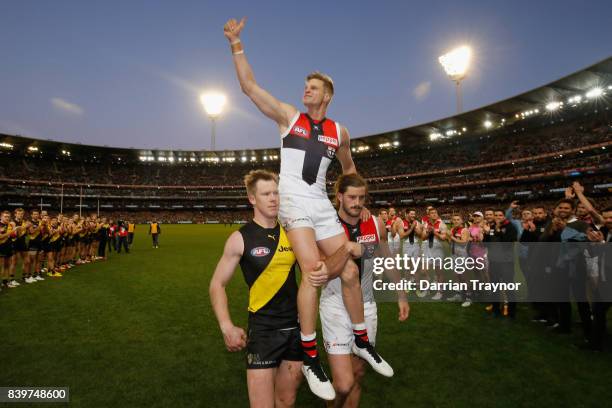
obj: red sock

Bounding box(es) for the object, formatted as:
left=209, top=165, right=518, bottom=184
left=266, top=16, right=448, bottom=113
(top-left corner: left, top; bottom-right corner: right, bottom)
left=301, top=338, right=318, bottom=358
left=353, top=328, right=369, bottom=343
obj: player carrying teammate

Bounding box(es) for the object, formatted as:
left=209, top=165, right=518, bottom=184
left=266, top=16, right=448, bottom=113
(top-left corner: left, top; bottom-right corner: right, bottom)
left=321, top=174, right=409, bottom=407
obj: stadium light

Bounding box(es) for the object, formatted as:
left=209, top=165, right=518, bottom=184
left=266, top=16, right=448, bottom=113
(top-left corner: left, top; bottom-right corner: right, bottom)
left=0, top=142, right=13, bottom=149
left=200, top=91, right=227, bottom=151
left=484, top=120, right=492, bottom=129
left=438, top=45, right=472, bottom=113
left=545, top=101, right=562, bottom=111
left=585, top=87, right=603, bottom=99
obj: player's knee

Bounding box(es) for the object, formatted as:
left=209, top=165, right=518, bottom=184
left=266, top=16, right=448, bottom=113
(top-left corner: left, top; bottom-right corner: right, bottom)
left=300, top=261, right=321, bottom=279
left=334, top=376, right=355, bottom=398
left=275, top=389, right=297, bottom=407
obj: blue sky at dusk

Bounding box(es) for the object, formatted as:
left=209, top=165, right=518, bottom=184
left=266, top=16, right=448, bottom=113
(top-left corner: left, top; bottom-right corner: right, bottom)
left=1, top=0, right=610, bottom=150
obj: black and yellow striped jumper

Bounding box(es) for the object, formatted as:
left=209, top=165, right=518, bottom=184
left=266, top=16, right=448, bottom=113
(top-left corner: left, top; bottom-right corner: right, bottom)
left=238, top=221, right=301, bottom=369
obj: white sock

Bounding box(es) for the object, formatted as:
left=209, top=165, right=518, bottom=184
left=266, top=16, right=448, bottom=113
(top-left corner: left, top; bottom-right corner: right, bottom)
left=352, top=322, right=366, bottom=331
left=300, top=332, right=316, bottom=342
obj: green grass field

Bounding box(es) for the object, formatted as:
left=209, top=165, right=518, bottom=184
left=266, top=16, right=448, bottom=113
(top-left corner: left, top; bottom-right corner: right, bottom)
left=1, top=224, right=611, bottom=407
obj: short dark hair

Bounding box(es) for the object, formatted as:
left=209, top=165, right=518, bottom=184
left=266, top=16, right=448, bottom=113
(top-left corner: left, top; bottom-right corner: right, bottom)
left=335, top=173, right=367, bottom=207
left=555, top=198, right=576, bottom=210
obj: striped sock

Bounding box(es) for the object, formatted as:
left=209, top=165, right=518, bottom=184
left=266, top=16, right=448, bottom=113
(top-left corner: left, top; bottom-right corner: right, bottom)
left=300, top=332, right=317, bottom=359
left=353, top=323, right=369, bottom=344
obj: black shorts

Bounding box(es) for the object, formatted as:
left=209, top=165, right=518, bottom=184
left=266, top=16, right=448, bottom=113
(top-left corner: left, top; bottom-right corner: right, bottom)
left=0, top=243, right=14, bottom=258
left=246, top=326, right=301, bottom=369
left=14, top=238, right=28, bottom=252
left=28, top=239, right=42, bottom=252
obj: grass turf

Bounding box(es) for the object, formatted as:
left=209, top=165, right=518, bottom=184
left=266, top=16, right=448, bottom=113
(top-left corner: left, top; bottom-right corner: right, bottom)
left=1, top=224, right=611, bottom=407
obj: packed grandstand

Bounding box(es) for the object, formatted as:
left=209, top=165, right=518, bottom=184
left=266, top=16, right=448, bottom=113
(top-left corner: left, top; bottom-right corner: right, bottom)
left=0, top=58, right=610, bottom=223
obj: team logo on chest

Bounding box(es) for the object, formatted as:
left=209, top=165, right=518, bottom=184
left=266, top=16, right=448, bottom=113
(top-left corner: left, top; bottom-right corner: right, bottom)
left=251, top=247, right=270, bottom=257
left=292, top=126, right=308, bottom=137
left=326, top=146, right=336, bottom=159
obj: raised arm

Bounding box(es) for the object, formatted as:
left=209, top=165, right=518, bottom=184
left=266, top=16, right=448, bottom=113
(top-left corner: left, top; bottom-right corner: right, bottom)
left=209, top=231, right=247, bottom=352
left=572, top=181, right=604, bottom=225
left=335, top=126, right=357, bottom=174
left=224, top=18, right=297, bottom=132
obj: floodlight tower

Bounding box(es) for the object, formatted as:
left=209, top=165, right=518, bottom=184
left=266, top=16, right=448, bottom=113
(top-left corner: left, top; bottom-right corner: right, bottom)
left=200, top=92, right=227, bottom=151
left=438, top=45, right=472, bottom=113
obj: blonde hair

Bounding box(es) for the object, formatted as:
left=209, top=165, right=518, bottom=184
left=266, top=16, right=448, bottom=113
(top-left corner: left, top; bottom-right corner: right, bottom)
left=244, top=170, right=278, bottom=196
left=306, top=71, right=334, bottom=96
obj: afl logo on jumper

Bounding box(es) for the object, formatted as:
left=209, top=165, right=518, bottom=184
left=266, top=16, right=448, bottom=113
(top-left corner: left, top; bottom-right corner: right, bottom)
left=251, top=247, right=270, bottom=257
left=326, top=146, right=336, bottom=159
left=293, top=126, right=308, bottom=137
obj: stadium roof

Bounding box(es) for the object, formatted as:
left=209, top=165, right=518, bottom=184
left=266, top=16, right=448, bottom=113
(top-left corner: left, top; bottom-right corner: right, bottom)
left=1, top=57, right=611, bottom=161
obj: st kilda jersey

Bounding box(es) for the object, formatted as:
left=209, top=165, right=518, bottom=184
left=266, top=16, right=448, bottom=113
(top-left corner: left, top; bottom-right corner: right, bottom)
left=279, top=112, right=343, bottom=199
left=321, top=215, right=382, bottom=305
left=403, top=219, right=417, bottom=245
left=238, top=221, right=298, bottom=329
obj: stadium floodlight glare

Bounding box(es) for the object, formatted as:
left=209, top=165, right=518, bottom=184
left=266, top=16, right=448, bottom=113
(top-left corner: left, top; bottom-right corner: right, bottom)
left=392, top=141, right=400, bottom=147
left=545, top=101, right=562, bottom=111
left=0, top=142, right=14, bottom=149
left=200, top=91, right=227, bottom=151
left=585, top=87, right=603, bottom=99
left=438, top=45, right=472, bottom=113
left=27, top=146, right=39, bottom=152
left=430, top=132, right=443, bottom=141
left=484, top=120, right=492, bottom=129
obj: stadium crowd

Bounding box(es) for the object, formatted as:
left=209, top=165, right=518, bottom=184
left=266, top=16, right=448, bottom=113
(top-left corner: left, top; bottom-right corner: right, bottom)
left=372, top=179, right=611, bottom=352
left=1, top=118, right=609, bottom=189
